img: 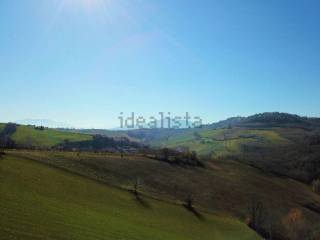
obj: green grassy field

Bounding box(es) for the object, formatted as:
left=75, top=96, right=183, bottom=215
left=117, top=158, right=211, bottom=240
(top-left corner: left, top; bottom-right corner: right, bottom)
left=11, top=125, right=93, bottom=147
left=0, top=154, right=260, bottom=240
left=2, top=123, right=291, bottom=157
left=7, top=150, right=320, bottom=239
left=149, top=127, right=291, bottom=156
left=1, top=116, right=320, bottom=238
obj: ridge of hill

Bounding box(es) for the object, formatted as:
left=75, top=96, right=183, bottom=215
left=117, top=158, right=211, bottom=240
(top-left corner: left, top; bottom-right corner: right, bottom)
left=2, top=113, right=320, bottom=238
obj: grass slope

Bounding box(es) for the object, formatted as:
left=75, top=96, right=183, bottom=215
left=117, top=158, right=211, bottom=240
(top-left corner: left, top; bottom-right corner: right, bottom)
left=11, top=125, right=92, bottom=147
left=7, top=150, right=320, bottom=239
left=149, top=127, right=291, bottom=156
left=19, top=124, right=291, bottom=156
left=0, top=155, right=259, bottom=240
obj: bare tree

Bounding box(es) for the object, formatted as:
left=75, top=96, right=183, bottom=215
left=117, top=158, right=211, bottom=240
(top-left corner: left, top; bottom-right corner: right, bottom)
left=247, top=194, right=267, bottom=234
left=133, top=177, right=141, bottom=196
left=0, top=138, right=5, bottom=154
left=185, top=194, right=194, bottom=209
left=0, top=149, right=5, bottom=159
left=162, top=148, right=170, bottom=161
left=120, top=138, right=124, bottom=159
left=312, top=179, right=320, bottom=194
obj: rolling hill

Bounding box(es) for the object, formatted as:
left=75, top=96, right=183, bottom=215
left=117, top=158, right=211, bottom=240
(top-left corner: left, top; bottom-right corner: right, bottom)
left=2, top=113, right=320, bottom=238
left=119, top=113, right=320, bottom=183
left=0, top=123, right=92, bottom=148
left=6, top=149, right=320, bottom=239
left=0, top=154, right=260, bottom=240
left=2, top=113, right=320, bottom=184
left=15, top=119, right=74, bottom=129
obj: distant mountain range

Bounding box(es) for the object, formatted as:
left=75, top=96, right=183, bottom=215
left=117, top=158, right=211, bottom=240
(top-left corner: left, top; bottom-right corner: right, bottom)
left=208, top=112, right=320, bottom=129
left=14, top=112, right=320, bottom=131
left=15, top=119, right=74, bottom=129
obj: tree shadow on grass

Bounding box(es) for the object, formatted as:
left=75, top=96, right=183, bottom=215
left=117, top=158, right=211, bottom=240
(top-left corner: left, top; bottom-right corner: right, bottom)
left=0, top=151, right=5, bottom=160
left=130, top=190, right=151, bottom=209
left=183, top=204, right=206, bottom=221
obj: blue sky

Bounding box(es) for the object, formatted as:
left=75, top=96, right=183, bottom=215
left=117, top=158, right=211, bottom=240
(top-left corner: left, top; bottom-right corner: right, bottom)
left=1, top=0, right=320, bottom=128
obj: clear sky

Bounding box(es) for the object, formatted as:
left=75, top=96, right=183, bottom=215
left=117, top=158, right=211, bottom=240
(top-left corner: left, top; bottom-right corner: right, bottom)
left=1, top=0, right=320, bottom=128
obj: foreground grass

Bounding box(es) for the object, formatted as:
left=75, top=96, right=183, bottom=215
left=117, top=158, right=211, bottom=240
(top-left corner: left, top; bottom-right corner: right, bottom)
left=10, top=150, right=320, bottom=239
left=11, top=125, right=92, bottom=147
left=0, top=155, right=259, bottom=240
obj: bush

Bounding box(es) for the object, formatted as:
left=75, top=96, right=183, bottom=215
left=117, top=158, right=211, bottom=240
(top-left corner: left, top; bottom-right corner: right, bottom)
left=247, top=195, right=267, bottom=233
left=282, top=208, right=312, bottom=240
left=312, top=179, right=320, bottom=194
left=185, top=194, right=193, bottom=209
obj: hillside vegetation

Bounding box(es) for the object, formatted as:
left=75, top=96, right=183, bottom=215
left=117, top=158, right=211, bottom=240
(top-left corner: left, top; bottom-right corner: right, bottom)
left=12, top=125, right=93, bottom=147
left=7, top=150, right=320, bottom=239
left=0, top=154, right=259, bottom=240
left=147, top=127, right=290, bottom=155
left=0, top=124, right=92, bottom=148
left=2, top=113, right=320, bottom=238
left=0, top=123, right=5, bottom=132
left=2, top=113, right=320, bottom=184
left=120, top=113, right=320, bottom=183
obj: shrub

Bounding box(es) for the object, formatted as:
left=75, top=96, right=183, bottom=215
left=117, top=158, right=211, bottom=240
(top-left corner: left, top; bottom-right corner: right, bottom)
left=0, top=151, right=5, bottom=159
left=282, top=208, right=312, bottom=240
left=312, top=179, right=320, bottom=194
left=247, top=195, right=267, bottom=233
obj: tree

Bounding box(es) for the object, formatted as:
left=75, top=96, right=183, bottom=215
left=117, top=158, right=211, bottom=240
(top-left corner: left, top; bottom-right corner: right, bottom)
left=35, top=126, right=45, bottom=131
left=0, top=136, right=16, bottom=149
left=190, top=151, right=198, bottom=161
left=312, top=179, right=320, bottom=194
left=0, top=150, right=5, bottom=159
left=282, top=208, right=312, bottom=240
left=162, top=148, right=170, bottom=161
left=0, top=137, right=5, bottom=151
left=133, top=177, right=141, bottom=196
left=247, top=195, right=267, bottom=234
left=185, top=194, right=193, bottom=209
